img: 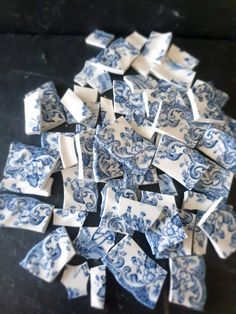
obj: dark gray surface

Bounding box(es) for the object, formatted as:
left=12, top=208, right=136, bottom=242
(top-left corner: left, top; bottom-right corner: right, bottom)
left=0, top=0, right=236, bottom=39
left=0, top=34, right=236, bottom=314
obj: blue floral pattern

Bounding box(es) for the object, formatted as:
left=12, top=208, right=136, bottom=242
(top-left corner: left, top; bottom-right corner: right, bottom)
left=20, top=227, right=75, bottom=282
left=73, top=226, right=115, bottom=260
left=0, top=193, right=53, bottom=233
left=113, top=80, right=146, bottom=115
left=123, top=165, right=158, bottom=188
left=1, top=142, right=58, bottom=193
left=102, top=235, right=167, bottom=309
left=152, top=135, right=210, bottom=190
left=53, top=207, right=88, bottom=228
left=169, top=256, right=206, bottom=311
left=86, top=29, right=114, bottom=48
left=158, top=173, right=178, bottom=195
left=96, top=116, right=157, bottom=175
left=140, top=191, right=186, bottom=254
left=124, top=74, right=158, bottom=91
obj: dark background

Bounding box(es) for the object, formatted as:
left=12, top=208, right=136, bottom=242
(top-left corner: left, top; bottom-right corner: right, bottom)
left=0, top=1, right=236, bottom=314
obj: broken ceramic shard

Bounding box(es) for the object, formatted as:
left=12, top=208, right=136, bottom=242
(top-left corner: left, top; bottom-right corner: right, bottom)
left=152, top=135, right=210, bottom=190
left=90, top=265, right=106, bottom=309
left=198, top=200, right=236, bottom=258
left=75, top=129, right=95, bottom=180
left=0, top=194, right=53, bottom=233
left=53, top=207, right=88, bottom=228
left=1, top=142, right=58, bottom=195
left=169, top=256, right=207, bottom=311
left=24, top=81, right=65, bottom=135
left=73, top=226, right=115, bottom=259
left=20, top=227, right=75, bottom=282
left=102, top=235, right=167, bottom=309
left=158, top=173, right=178, bottom=195
left=197, top=126, right=236, bottom=172
left=141, top=31, right=172, bottom=62
left=59, top=133, right=78, bottom=169
left=60, top=262, right=90, bottom=299
left=96, top=116, right=156, bottom=175
left=62, top=166, right=98, bottom=213
left=85, top=29, right=114, bottom=48
left=99, top=186, right=137, bottom=235
left=167, top=44, right=199, bottom=70
left=118, top=196, right=162, bottom=233
left=141, top=191, right=186, bottom=254
left=61, top=88, right=92, bottom=123
left=91, top=38, right=140, bottom=75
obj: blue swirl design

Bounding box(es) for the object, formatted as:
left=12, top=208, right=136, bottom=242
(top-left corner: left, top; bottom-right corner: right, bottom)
left=0, top=194, right=53, bottom=231
left=2, top=142, right=58, bottom=190
left=169, top=256, right=206, bottom=311
left=102, top=236, right=167, bottom=309
left=20, top=227, right=75, bottom=282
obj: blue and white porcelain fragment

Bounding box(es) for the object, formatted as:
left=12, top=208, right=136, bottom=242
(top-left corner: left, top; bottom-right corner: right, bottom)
left=167, top=44, right=199, bottom=70
left=124, top=75, right=158, bottom=92
left=141, top=31, right=172, bottom=62
left=41, top=132, right=62, bottom=172
left=123, top=164, right=158, bottom=188
left=0, top=194, right=53, bottom=233
left=75, top=129, right=95, bottom=180
left=60, top=262, right=90, bottom=299
left=90, top=265, right=106, bottom=309
left=96, top=116, right=157, bottom=175
left=1, top=142, right=58, bottom=195
left=24, top=81, right=65, bottom=135
left=93, top=139, right=123, bottom=183
left=198, top=201, right=236, bottom=258
left=155, top=209, right=196, bottom=259
left=131, top=55, right=155, bottom=76
left=74, top=84, right=98, bottom=103
left=102, top=235, right=167, bottom=309
left=61, top=88, right=92, bottom=123
left=62, top=166, right=98, bottom=213
left=187, top=79, right=224, bottom=123
left=158, top=173, right=178, bottom=195
left=53, top=207, right=88, bottom=228
left=140, top=191, right=186, bottom=254
left=151, top=58, right=196, bottom=90
left=169, top=256, right=207, bottom=311
left=155, top=93, right=207, bottom=148
left=197, top=126, right=236, bottom=172
left=20, top=227, right=75, bottom=282
left=85, top=29, right=114, bottom=48
left=152, top=135, right=210, bottom=190
left=75, top=102, right=100, bottom=133
left=91, top=38, right=140, bottom=75
left=194, top=159, right=234, bottom=200
left=74, top=62, right=112, bottom=94
left=100, top=97, right=116, bottom=126
left=59, top=133, right=78, bottom=169
left=113, top=80, right=146, bottom=116
left=118, top=196, right=162, bottom=233
left=73, top=226, right=115, bottom=259
left=99, top=186, right=137, bottom=235
left=125, top=31, right=147, bottom=50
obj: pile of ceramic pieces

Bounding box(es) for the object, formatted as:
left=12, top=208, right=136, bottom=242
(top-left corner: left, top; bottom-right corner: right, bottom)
left=1, top=28, right=236, bottom=311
